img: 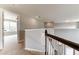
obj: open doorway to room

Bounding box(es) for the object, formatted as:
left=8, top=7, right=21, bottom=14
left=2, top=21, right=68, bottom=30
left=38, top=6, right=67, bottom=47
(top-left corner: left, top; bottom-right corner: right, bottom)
left=3, top=11, right=18, bottom=50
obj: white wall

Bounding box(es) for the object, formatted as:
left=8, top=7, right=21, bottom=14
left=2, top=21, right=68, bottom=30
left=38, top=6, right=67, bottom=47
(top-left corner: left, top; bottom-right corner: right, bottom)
left=25, top=28, right=54, bottom=52
left=20, top=16, right=46, bottom=31
left=54, top=22, right=77, bottom=29
left=54, top=29, right=79, bottom=44
left=25, top=29, right=45, bottom=52
left=0, top=8, right=3, bottom=49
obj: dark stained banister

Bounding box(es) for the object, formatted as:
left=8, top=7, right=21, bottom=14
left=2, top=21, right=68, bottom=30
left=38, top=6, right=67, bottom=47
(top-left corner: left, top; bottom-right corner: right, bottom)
left=45, top=30, right=79, bottom=55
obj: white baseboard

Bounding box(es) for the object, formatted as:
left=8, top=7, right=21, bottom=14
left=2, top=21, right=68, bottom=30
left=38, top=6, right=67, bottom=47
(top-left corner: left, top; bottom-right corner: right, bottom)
left=24, top=48, right=44, bottom=53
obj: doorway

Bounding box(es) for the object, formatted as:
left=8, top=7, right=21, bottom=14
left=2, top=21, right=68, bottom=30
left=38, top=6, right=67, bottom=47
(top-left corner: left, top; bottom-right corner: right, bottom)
left=3, top=11, right=18, bottom=49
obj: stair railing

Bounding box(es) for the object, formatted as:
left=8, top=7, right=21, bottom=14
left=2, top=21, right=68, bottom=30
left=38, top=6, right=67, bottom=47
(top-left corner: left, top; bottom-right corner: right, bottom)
left=45, top=30, right=79, bottom=55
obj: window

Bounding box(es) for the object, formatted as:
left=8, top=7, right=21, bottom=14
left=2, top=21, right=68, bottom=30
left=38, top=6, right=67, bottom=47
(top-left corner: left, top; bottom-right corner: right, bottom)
left=4, top=21, right=10, bottom=32
left=4, top=20, right=17, bottom=32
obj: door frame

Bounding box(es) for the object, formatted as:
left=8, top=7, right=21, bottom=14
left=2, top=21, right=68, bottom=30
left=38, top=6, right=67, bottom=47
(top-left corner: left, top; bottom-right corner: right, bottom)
left=2, top=10, right=4, bottom=49
left=3, top=10, right=19, bottom=48
left=0, top=8, right=4, bottom=49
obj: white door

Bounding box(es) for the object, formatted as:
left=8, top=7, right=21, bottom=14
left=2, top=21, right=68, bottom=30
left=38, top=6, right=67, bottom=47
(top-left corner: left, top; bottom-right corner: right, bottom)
left=0, top=9, right=3, bottom=49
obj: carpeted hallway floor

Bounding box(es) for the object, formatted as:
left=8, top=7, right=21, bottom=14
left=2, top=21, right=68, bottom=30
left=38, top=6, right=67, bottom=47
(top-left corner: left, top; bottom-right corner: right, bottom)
left=0, top=35, right=44, bottom=55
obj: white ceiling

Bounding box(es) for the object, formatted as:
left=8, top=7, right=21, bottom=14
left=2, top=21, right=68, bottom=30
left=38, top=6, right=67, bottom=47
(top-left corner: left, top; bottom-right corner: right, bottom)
left=0, top=4, right=79, bottom=23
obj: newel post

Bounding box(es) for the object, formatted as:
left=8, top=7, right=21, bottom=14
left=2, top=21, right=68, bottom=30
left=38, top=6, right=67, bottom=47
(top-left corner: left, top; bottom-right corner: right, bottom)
left=45, top=30, right=48, bottom=55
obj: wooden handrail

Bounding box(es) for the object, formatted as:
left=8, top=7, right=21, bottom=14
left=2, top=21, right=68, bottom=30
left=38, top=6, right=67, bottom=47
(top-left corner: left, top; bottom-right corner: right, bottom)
left=45, top=30, right=79, bottom=51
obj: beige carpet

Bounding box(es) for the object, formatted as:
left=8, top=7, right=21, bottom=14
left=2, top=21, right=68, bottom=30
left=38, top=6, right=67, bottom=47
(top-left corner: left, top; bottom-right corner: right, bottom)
left=0, top=35, right=44, bottom=55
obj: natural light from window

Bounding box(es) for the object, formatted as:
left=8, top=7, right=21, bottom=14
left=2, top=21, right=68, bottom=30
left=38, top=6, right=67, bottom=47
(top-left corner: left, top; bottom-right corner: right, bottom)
left=4, top=20, right=17, bottom=32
